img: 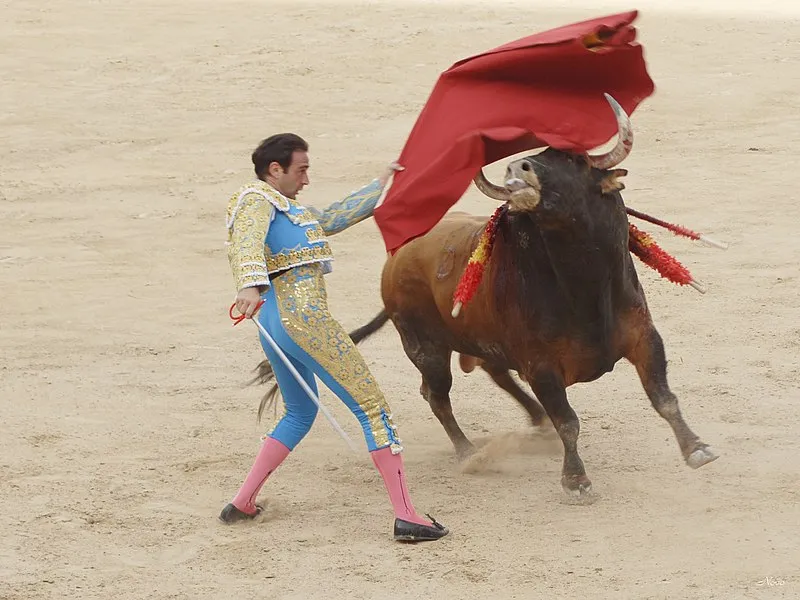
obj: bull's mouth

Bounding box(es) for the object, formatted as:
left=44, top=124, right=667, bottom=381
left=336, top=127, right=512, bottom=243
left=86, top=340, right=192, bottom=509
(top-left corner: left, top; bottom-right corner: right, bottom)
left=506, top=180, right=542, bottom=212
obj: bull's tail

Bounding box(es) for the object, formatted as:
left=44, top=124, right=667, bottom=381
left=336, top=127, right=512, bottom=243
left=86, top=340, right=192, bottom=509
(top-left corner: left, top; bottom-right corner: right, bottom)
left=349, top=309, right=390, bottom=345
left=249, top=309, right=391, bottom=423
left=247, top=361, right=282, bottom=423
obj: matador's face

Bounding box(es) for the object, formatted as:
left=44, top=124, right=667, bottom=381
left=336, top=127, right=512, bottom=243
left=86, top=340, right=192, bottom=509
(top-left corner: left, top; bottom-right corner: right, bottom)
left=269, top=150, right=310, bottom=199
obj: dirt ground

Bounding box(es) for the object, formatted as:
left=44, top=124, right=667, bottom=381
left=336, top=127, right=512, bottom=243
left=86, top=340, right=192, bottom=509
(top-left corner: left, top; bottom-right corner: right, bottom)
left=2, top=1, right=799, bottom=598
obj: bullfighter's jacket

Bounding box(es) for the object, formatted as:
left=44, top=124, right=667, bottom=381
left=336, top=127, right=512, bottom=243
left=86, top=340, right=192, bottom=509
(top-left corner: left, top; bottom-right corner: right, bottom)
left=225, top=178, right=384, bottom=291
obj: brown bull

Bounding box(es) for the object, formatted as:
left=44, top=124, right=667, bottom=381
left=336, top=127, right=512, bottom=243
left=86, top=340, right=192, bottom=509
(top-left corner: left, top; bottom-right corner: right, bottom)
left=254, top=95, right=718, bottom=495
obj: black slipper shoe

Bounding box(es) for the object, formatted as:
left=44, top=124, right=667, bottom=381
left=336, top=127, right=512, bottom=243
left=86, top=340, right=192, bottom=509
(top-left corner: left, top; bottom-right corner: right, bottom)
left=218, top=503, right=263, bottom=524
left=393, top=514, right=449, bottom=542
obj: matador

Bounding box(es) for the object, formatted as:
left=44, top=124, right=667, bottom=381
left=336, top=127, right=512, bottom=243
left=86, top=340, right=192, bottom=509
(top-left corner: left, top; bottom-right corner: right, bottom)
left=220, top=133, right=449, bottom=543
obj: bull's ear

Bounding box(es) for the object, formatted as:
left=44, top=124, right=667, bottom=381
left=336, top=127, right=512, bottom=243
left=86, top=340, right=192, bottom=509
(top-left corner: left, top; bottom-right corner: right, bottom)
left=599, top=168, right=628, bottom=194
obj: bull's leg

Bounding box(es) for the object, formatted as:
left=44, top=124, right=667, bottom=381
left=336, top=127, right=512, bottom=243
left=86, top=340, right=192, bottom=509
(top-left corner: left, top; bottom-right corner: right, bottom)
left=421, top=357, right=477, bottom=460
left=395, top=319, right=475, bottom=459
left=628, top=326, right=719, bottom=469
left=526, top=369, right=591, bottom=495
left=480, top=364, right=550, bottom=427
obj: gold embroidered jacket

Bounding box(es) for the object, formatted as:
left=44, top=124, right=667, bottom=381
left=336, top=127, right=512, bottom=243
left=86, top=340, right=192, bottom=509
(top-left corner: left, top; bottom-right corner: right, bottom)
left=225, top=178, right=384, bottom=291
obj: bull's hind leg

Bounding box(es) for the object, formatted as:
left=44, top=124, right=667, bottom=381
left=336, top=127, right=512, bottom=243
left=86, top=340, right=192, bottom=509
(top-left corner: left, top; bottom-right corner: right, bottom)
left=396, top=318, right=475, bottom=459
left=526, top=368, right=591, bottom=495
left=628, top=326, right=719, bottom=469
left=480, top=363, right=549, bottom=427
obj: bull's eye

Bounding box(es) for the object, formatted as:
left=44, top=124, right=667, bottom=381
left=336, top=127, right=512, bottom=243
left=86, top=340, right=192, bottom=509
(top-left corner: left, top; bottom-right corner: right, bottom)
left=522, top=163, right=531, bottom=171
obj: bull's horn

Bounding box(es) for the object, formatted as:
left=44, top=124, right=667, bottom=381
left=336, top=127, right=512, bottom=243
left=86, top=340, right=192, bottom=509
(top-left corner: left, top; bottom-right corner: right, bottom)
left=473, top=169, right=511, bottom=201
left=587, top=93, right=633, bottom=170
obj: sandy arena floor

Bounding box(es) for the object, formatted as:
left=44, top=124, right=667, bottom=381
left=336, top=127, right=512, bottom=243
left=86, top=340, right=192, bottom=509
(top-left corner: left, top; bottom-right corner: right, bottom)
left=2, top=1, right=799, bottom=598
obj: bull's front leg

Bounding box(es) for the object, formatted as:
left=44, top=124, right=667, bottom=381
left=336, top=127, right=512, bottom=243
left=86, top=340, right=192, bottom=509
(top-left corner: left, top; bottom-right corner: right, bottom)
left=628, top=326, right=719, bottom=469
left=526, top=369, right=591, bottom=495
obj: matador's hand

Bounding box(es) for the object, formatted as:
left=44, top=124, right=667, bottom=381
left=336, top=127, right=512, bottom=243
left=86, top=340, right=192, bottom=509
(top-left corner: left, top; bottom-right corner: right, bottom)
left=378, top=162, right=404, bottom=187
left=235, top=286, right=263, bottom=319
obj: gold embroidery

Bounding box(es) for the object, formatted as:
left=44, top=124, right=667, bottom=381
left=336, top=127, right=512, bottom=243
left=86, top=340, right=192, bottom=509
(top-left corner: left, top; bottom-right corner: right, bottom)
left=271, top=264, right=402, bottom=452
left=252, top=185, right=316, bottom=224
left=227, top=179, right=386, bottom=293
left=226, top=190, right=273, bottom=290
left=250, top=182, right=290, bottom=212
left=266, top=244, right=333, bottom=273
left=287, top=208, right=318, bottom=225
left=305, top=226, right=325, bottom=244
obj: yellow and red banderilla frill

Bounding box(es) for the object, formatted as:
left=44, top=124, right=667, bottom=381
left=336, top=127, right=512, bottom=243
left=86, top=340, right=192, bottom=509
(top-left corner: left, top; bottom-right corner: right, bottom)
left=451, top=204, right=508, bottom=317
left=627, top=223, right=706, bottom=293
left=450, top=204, right=724, bottom=316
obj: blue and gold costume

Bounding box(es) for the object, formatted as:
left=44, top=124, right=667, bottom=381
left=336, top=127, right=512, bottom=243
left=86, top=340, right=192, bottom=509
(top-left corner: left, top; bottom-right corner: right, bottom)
left=225, top=178, right=403, bottom=454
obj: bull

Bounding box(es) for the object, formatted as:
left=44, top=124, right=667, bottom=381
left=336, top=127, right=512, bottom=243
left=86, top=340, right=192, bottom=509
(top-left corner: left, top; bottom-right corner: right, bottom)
left=253, top=95, right=718, bottom=495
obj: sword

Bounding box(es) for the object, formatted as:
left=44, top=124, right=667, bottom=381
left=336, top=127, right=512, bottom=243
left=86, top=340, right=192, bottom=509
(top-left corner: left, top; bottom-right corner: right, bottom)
left=230, top=301, right=359, bottom=453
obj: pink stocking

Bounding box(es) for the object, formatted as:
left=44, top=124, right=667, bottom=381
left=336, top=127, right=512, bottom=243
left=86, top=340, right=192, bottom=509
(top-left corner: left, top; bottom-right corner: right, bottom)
left=371, top=446, right=431, bottom=526
left=231, top=437, right=291, bottom=515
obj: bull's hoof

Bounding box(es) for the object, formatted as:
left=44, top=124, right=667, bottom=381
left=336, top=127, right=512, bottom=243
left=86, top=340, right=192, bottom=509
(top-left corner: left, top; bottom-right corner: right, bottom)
left=686, top=445, right=719, bottom=469
left=561, top=475, right=593, bottom=496
left=560, top=476, right=598, bottom=505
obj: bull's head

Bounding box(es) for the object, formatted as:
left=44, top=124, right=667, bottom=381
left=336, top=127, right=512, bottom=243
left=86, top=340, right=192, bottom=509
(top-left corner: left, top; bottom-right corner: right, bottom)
left=473, top=93, right=632, bottom=215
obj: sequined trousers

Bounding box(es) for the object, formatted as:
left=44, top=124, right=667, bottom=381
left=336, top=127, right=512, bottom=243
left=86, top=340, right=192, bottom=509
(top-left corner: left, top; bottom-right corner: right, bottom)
left=256, top=263, right=403, bottom=453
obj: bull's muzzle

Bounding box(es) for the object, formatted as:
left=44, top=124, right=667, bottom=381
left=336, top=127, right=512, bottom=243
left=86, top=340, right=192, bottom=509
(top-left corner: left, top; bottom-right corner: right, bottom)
left=504, top=178, right=528, bottom=192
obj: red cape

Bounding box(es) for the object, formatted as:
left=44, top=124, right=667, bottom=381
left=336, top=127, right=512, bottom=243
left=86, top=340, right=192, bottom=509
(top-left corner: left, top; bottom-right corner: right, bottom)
left=373, top=10, right=655, bottom=253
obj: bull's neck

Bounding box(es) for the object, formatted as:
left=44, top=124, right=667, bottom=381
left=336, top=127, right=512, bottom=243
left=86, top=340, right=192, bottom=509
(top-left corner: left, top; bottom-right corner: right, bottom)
left=549, top=214, right=626, bottom=259
left=499, top=212, right=631, bottom=317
